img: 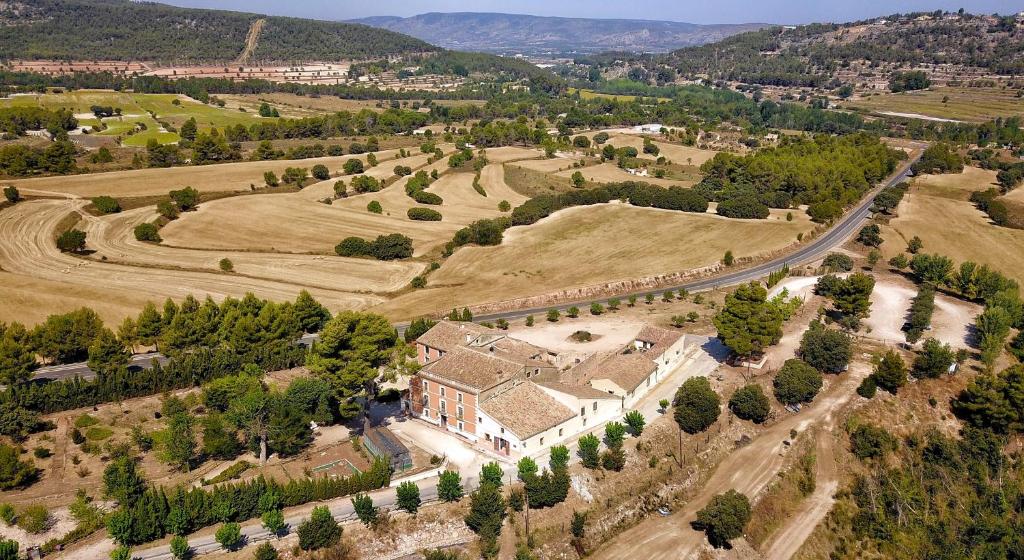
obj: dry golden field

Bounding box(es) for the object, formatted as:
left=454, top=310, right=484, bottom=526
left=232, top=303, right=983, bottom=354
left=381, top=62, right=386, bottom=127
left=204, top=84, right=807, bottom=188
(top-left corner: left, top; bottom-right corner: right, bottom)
left=1, top=135, right=820, bottom=327
left=554, top=162, right=695, bottom=187
left=589, top=132, right=720, bottom=166
left=881, top=166, right=1024, bottom=285
left=373, top=202, right=814, bottom=319
left=7, top=149, right=405, bottom=198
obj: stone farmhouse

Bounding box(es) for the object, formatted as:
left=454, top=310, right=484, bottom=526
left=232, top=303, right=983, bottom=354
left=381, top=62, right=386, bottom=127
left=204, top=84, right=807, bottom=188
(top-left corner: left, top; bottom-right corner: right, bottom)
left=407, top=321, right=690, bottom=457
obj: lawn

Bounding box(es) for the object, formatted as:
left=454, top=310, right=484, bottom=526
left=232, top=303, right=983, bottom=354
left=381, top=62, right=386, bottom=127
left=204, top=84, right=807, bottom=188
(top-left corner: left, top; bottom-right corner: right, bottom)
left=845, top=86, right=1024, bottom=123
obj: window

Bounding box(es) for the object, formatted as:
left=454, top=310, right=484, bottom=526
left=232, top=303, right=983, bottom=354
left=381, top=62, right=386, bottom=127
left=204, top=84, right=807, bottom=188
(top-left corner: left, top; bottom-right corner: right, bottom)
left=457, top=392, right=463, bottom=403
left=478, top=416, right=482, bottom=424
left=592, top=402, right=597, bottom=412
left=558, top=428, right=563, bottom=437
left=581, top=406, right=586, bottom=416
left=457, top=421, right=464, bottom=431
left=440, top=386, right=446, bottom=397
left=486, top=434, right=491, bottom=441
left=457, top=405, right=464, bottom=419
left=540, top=437, right=544, bottom=445
left=440, top=400, right=447, bottom=413
left=421, top=379, right=428, bottom=392
left=500, top=427, right=505, bottom=434
left=422, top=395, right=429, bottom=408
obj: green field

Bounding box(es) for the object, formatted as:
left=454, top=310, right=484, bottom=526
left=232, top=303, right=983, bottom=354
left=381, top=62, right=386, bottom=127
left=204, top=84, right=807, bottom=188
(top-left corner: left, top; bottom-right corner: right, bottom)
left=1, top=90, right=278, bottom=146
left=570, top=88, right=671, bottom=103
left=844, top=86, right=1024, bottom=123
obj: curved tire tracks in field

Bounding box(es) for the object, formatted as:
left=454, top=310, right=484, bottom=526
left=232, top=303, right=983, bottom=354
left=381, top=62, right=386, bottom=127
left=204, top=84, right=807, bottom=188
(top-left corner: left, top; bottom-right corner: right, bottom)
left=0, top=199, right=387, bottom=311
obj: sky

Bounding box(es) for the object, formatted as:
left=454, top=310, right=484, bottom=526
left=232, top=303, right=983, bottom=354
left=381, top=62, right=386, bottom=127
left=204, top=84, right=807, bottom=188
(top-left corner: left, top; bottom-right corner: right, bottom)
left=159, top=0, right=1024, bottom=24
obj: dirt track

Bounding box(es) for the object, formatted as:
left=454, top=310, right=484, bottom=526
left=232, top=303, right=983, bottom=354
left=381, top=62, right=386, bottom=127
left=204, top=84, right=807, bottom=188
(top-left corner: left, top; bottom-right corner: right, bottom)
left=591, top=362, right=870, bottom=560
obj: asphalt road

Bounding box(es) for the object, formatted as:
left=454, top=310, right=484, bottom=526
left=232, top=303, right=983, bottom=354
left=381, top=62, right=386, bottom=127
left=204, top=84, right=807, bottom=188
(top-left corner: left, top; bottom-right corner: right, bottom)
left=33, top=352, right=168, bottom=381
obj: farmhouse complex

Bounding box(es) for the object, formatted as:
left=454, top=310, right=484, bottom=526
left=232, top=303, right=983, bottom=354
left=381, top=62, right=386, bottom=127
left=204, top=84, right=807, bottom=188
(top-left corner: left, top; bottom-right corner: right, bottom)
left=408, top=321, right=691, bottom=455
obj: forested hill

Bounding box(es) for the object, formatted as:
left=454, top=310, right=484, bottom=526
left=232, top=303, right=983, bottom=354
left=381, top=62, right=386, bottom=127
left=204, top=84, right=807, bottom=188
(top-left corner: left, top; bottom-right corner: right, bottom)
left=350, top=12, right=766, bottom=55
left=0, top=0, right=437, bottom=63
left=654, top=11, right=1024, bottom=87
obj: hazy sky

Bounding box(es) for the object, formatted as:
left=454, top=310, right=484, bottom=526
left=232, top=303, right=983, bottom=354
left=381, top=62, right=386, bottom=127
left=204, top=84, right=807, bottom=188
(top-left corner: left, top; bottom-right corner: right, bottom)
left=158, top=0, right=1024, bottom=24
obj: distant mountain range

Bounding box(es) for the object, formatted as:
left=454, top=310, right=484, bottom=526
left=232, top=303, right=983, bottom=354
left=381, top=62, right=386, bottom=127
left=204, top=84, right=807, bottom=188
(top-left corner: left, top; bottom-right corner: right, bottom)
left=349, top=12, right=768, bottom=55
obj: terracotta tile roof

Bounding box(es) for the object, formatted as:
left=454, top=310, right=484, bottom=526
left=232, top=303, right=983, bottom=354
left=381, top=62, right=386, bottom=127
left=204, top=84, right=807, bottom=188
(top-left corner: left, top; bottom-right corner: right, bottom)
left=589, top=353, right=658, bottom=392
left=635, top=325, right=684, bottom=356
left=420, top=346, right=523, bottom=392
left=416, top=321, right=494, bottom=353
left=535, top=381, right=619, bottom=400
left=481, top=382, right=577, bottom=439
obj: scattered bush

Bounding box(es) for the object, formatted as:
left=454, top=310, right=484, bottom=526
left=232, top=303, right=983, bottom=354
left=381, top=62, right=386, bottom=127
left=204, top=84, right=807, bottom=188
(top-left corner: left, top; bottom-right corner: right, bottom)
left=91, top=196, right=121, bottom=214
left=408, top=207, right=442, bottom=221
left=133, top=222, right=161, bottom=242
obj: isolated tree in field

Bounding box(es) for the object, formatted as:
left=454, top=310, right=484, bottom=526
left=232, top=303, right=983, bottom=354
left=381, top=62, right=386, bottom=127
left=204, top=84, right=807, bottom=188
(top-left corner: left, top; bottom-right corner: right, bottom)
left=857, top=224, right=883, bottom=247
left=822, top=253, right=853, bottom=272
left=437, top=470, right=463, bottom=502
left=729, top=384, right=770, bottom=423
left=907, top=236, right=924, bottom=254
left=695, top=489, right=751, bottom=548
left=888, top=253, right=909, bottom=270
left=773, top=359, right=823, bottom=405
left=311, top=164, right=330, bottom=181
left=0, top=338, right=37, bottom=386
left=297, top=506, right=341, bottom=551
left=56, top=229, right=86, bottom=252
left=157, top=200, right=179, bottom=220
left=343, top=158, right=364, bottom=175
left=571, top=171, right=585, bottom=187
left=547, top=309, right=560, bottom=322
left=396, top=481, right=421, bottom=513
left=306, top=311, right=397, bottom=419
left=873, top=350, right=907, bottom=394
left=218, top=258, right=233, bottom=272
left=169, top=186, right=199, bottom=211
left=798, top=321, right=852, bottom=373
left=133, top=222, right=161, bottom=242
left=714, top=282, right=784, bottom=359
left=263, top=171, right=279, bottom=187
left=87, top=328, right=130, bottom=374
left=723, top=250, right=734, bottom=266
left=674, top=376, right=721, bottom=436
left=2, top=186, right=19, bottom=204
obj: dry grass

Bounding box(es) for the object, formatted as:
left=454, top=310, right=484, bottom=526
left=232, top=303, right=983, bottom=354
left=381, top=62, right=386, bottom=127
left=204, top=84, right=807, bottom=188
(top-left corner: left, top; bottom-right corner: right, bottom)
left=846, top=86, right=1024, bottom=123
left=373, top=203, right=813, bottom=319
left=7, top=149, right=404, bottom=198
left=554, top=162, right=696, bottom=187
left=160, top=149, right=531, bottom=257
left=881, top=166, right=1024, bottom=285
left=589, top=132, right=720, bottom=166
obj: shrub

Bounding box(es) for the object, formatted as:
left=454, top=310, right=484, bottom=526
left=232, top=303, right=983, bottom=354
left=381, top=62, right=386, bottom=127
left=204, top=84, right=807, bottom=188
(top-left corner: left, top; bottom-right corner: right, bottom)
left=298, top=506, right=341, bottom=551
left=728, top=385, right=770, bottom=423
left=263, top=171, right=279, bottom=187
left=857, top=375, right=877, bottom=398
left=498, top=200, right=511, bottom=212
left=408, top=207, right=442, bottom=221
left=849, top=424, right=897, bottom=460
left=16, top=504, right=50, bottom=534
left=351, top=175, right=380, bottom=193
left=133, top=222, right=161, bottom=242
left=32, top=447, right=51, bottom=459
left=624, top=410, right=645, bottom=435
left=254, top=542, right=278, bottom=560
left=412, top=190, right=443, bottom=205
left=342, top=159, right=364, bottom=175
left=0, top=444, right=37, bottom=490
left=694, top=490, right=751, bottom=548
left=0, top=539, right=16, bottom=560
left=157, top=200, right=179, bottom=220
left=799, top=323, right=852, bottom=373
left=2, top=186, right=19, bottom=203
left=0, top=503, right=14, bottom=525
left=366, top=200, right=382, bottom=214
left=218, top=258, right=233, bottom=272
left=92, top=196, right=121, bottom=214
